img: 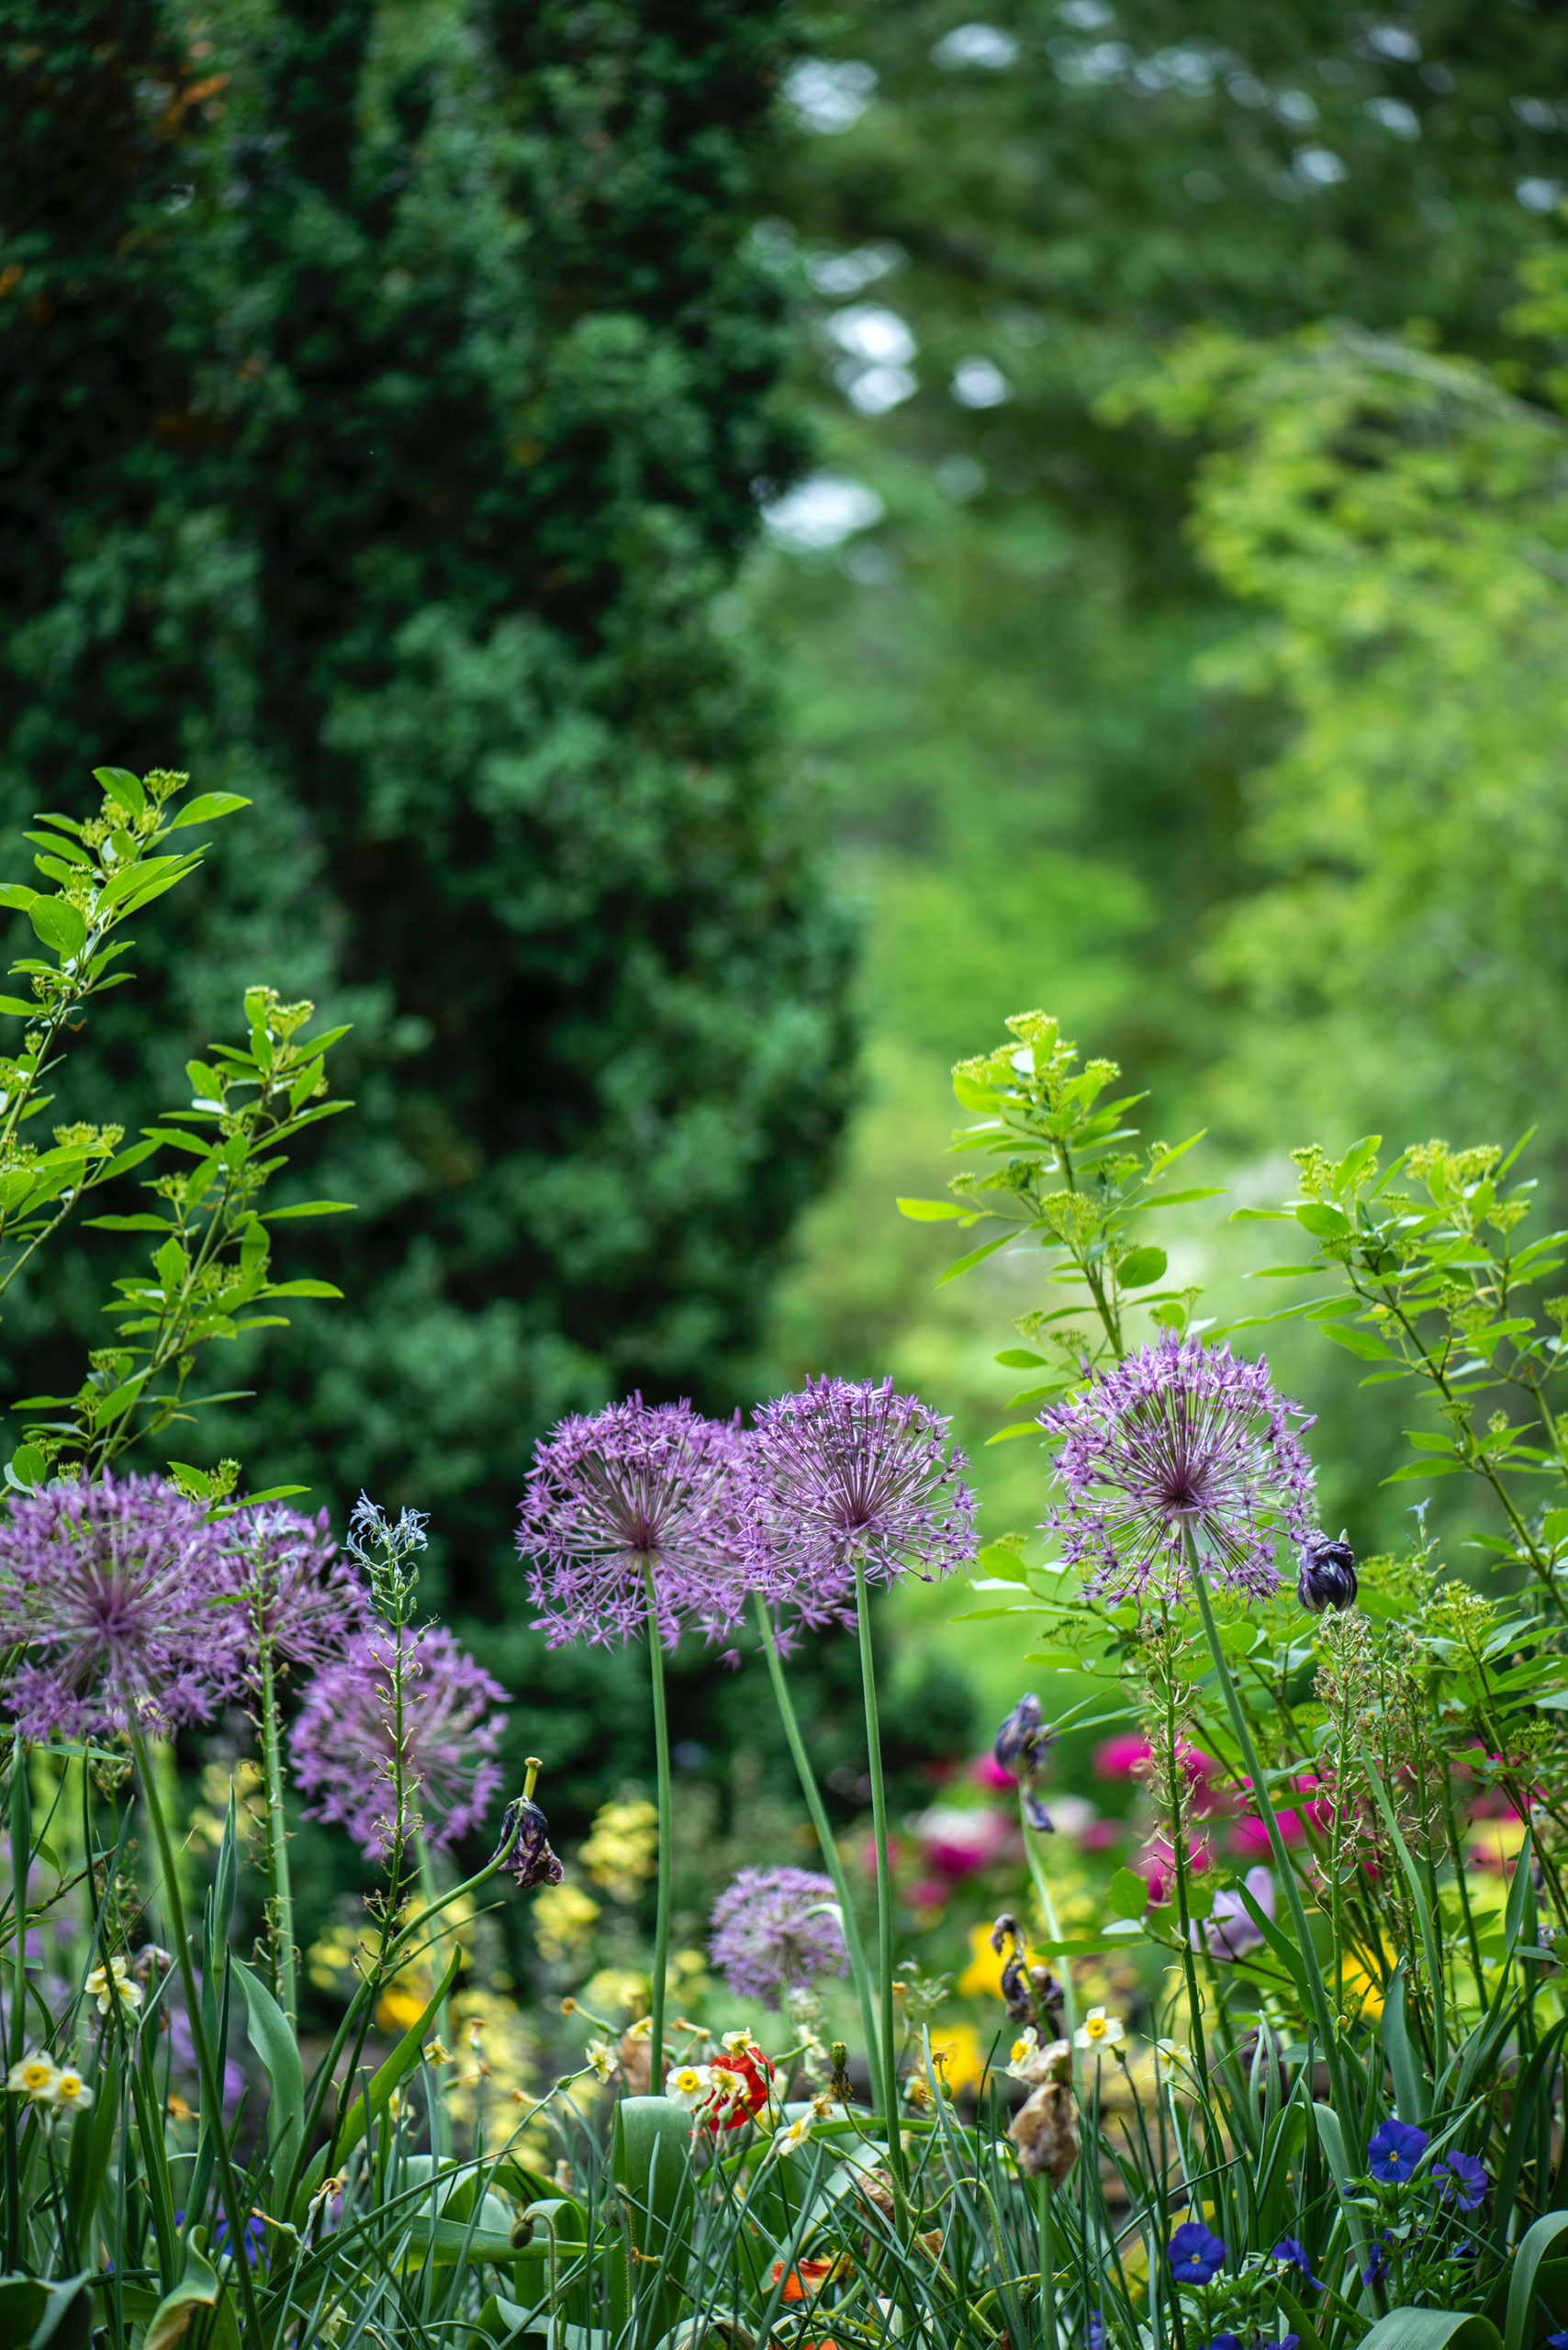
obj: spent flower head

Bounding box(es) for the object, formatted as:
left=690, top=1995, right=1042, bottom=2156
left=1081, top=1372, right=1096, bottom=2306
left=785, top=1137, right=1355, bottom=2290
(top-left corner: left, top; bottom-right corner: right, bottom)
left=1040, top=1335, right=1316, bottom=1604
left=746, top=1376, right=976, bottom=1628
left=290, top=1621, right=507, bottom=1857
left=708, top=1867, right=848, bottom=2009
left=0, top=1473, right=238, bottom=1740
left=517, top=1397, right=749, bottom=1649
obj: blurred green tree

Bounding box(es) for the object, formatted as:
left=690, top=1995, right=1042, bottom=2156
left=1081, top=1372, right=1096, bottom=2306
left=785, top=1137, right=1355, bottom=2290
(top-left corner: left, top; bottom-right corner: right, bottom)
left=0, top=0, right=860, bottom=1819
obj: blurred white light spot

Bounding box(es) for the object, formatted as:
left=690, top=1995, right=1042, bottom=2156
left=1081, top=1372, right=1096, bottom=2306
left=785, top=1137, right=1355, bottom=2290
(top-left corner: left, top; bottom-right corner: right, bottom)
left=1294, top=145, right=1348, bottom=186
left=1366, top=95, right=1419, bottom=137
left=784, top=59, right=877, bottom=134
left=1518, top=177, right=1564, bottom=215
left=1076, top=39, right=1133, bottom=81
left=826, top=304, right=918, bottom=366
left=1226, top=72, right=1268, bottom=106
left=840, top=541, right=899, bottom=585
left=844, top=364, right=918, bottom=414
left=805, top=242, right=902, bottom=297
left=1275, top=89, right=1318, bottom=126
left=932, top=22, right=1018, bottom=68
left=761, top=474, right=885, bottom=553
left=951, top=356, right=1011, bottom=408
left=1514, top=98, right=1563, bottom=131
left=1363, top=24, right=1420, bottom=62
left=1059, top=0, right=1113, bottom=24
left=935, top=453, right=987, bottom=499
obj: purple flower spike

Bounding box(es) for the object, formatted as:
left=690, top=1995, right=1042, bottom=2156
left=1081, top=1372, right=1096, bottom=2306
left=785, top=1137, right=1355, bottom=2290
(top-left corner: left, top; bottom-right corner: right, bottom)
left=708, top=1865, right=849, bottom=2008
left=218, top=1503, right=366, bottom=1681
left=0, top=1474, right=238, bottom=1740
left=290, top=1622, right=507, bottom=1857
left=746, top=1376, right=976, bottom=1627
left=1039, top=1335, right=1316, bottom=1604
left=517, top=1397, right=748, bottom=1650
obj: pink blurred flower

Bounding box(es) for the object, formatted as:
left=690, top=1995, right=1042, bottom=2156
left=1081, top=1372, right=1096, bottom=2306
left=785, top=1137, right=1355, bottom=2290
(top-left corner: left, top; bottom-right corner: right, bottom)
left=909, top=1878, right=951, bottom=1912
left=1094, top=1734, right=1152, bottom=1778
left=971, top=1752, right=1018, bottom=1790
left=917, top=1804, right=1010, bottom=1879
left=1080, top=1819, right=1122, bottom=1853
left=1134, top=1836, right=1212, bottom=1903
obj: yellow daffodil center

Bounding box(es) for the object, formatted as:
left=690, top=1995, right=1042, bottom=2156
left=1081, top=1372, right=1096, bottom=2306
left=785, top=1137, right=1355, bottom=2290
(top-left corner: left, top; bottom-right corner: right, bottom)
left=1084, top=2015, right=1108, bottom=2040
left=56, top=2073, right=85, bottom=2102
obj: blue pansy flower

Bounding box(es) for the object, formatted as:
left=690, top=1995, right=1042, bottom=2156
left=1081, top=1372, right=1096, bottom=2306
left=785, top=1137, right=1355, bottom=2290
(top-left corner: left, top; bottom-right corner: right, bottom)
left=1367, top=2120, right=1428, bottom=2184
left=1271, top=2238, right=1324, bottom=2290
left=1433, top=2152, right=1487, bottom=2211
left=1205, top=2334, right=1243, bottom=2350
left=1168, top=2222, right=1226, bottom=2285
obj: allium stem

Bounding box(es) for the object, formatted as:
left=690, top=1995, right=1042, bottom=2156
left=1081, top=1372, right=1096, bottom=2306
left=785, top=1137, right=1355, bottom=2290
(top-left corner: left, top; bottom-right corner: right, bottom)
left=753, top=1592, right=881, bottom=2106
left=130, top=1730, right=266, bottom=2350
left=1036, top=2173, right=1058, bottom=2350
left=1020, top=1810, right=1078, bottom=2046
left=416, top=1835, right=451, bottom=2158
left=1184, top=1534, right=1348, bottom=2117
left=258, top=1644, right=297, bottom=2028
left=853, top=1557, right=902, bottom=2177
left=644, top=1561, right=672, bottom=2080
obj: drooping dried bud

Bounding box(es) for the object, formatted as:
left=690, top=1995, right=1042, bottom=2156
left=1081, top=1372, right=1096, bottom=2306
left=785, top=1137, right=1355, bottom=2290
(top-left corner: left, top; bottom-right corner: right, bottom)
left=1296, top=1530, right=1357, bottom=1616
left=829, top=2042, right=852, bottom=2100
left=1008, top=2069, right=1079, bottom=2183
left=490, top=1795, right=565, bottom=1889
left=989, top=1913, right=1037, bottom=2026
left=1028, top=1965, right=1065, bottom=2031
left=993, top=1692, right=1052, bottom=1778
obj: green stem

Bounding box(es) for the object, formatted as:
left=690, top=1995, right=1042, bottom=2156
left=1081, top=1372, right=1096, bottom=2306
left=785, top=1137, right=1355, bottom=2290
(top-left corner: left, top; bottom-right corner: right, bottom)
left=1184, top=1540, right=1350, bottom=2120
left=754, top=1593, right=883, bottom=2112
left=258, top=1646, right=297, bottom=2028
left=1021, top=1811, right=1079, bottom=2047
left=130, top=1731, right=267, bottom=2350
left=644, top=1561, right=672, bottom=2082
left=853, top=1558, right=902, bottom=2177
left=416, top=1837, right=450, bottom=2158
left=1037, top=2173, right=1058, bottom=2350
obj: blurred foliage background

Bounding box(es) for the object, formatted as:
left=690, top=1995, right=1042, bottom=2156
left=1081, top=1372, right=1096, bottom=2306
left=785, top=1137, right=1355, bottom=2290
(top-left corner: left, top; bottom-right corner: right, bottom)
left=6, top=0, right=1568, bottom=1985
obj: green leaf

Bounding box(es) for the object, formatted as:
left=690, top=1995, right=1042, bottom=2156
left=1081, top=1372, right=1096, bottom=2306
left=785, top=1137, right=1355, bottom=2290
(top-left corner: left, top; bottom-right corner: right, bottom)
left=28, top=897, right=85, bottom=957
left=164, top=791, right=252, bottom=830
left=292, top=1948, right=462, bottom=2223
left=1106, top=1867, right=1148, bottom=1919
left=993, top=1348, right=1046, bottom=1367
left=1317, top=1320, right=1403, bottom=1363
left=263, top=1278, right=344, bottom=1299
left=1358, top=2313, right=1502, bottom=2350
left=985, top=1423, right=1044, bottom=1444
left=896, top=1197, right=969, bottom=1221
left=232, top=1954, right=305, bottom=2179
left=263, top=1199, right=356, bottom=1219
left=1117, top=1245, right=1167, bottom=1288
left=93, top=766, right=146, bottom=815
left=143, top=2243, right=238, bottom=2350
left=935, top=1232, right=1014, bottom=1285
left=1506, top=2213, right=1568, bottom=2350
left=0, top=885, right=38, bottom=914
left=84, top=1214, right=174, bottom=1233
left=1295, top=1201, right=1350, bottom=1239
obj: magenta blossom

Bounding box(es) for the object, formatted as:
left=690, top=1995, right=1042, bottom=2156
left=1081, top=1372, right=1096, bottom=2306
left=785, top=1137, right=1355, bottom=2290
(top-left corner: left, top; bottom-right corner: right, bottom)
left=517, top=1397, right=748, bottom=1650
left=1040, top=1335, right=1316, bottom=1604
left=290, top=1622, right=507, bottom=1857
left=0, top=1474, right=238, bottom=1740
left=746, top=1376, right=976, bottom=1630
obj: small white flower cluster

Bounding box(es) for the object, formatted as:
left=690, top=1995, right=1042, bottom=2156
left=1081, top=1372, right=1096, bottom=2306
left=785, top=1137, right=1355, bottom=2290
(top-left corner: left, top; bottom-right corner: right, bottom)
left=6, top=2053, right=92, bottom=2112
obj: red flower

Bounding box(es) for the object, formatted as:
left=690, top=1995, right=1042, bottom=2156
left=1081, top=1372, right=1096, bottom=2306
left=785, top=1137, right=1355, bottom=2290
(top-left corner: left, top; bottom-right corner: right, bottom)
left=692, top=2038, right=775, bottom=2133
left=771, top=2258, right=834, bottom=2301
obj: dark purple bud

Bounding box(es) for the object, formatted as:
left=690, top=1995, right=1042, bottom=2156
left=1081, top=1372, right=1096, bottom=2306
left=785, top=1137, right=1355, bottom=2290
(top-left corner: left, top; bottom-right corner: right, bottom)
left=1297, top=1530, right=1357, bottom=1615
left=993, top=1692, right=1052, bottom=1779
left=1022, top=1791, right=1054, bottom=1834
left=491, top=1795, right=564, bottom=1890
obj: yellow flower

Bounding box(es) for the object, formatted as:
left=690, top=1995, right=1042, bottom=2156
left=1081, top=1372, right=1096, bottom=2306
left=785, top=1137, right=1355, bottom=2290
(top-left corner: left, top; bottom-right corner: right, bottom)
left=957, top=1920, right=1046, bottom=2000
left=1073, top=2006, right=1125, bottom=2053
left=773, top=2112, right=814, bottom=2156
left=931, top=2023, right=991, bottom=2094
left=533, top=1882, right=602, bottom=1965
left=85, top=1955, right=142, bottom=2019
left=6, top=2053, right=60, bottom=2104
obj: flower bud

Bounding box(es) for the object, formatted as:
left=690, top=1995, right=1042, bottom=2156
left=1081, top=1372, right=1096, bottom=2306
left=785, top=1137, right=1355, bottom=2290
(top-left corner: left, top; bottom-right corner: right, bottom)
left=993, top=1693, right=1052, bottom=1779
left=490, top=1795, right=565, bottom=1889
left=1296, top=1530, right=1357, bottom=1615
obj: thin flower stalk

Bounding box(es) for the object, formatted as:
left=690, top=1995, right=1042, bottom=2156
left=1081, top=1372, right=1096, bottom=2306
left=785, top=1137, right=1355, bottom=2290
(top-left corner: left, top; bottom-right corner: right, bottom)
left=854, top=1554, right=901, bottom=2174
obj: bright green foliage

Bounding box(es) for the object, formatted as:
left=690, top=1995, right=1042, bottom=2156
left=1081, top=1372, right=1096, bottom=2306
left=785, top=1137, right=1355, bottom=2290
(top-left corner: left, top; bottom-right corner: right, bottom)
left=0, top=0, right=854, bottom=1743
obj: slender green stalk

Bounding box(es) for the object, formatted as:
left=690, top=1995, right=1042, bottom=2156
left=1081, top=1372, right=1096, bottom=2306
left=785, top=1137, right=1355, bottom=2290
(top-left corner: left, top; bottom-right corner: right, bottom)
left=754, top=1592, right=882, bottom=2111
left=853, top=1558, right=902, bottom=2174
left=130, top=1730, right=267, bottom=2350
left=1037, top=2174, right=1058, bottom=2350
left=416, top=1837, right=451, bottom=2158
left=643, top=1561, right=672, bottom=2080
left=1184, top=1538, right=1349, bottom=2118
left=1020, top=1810, right=1079, bottom=2047
left=258, top=1645, right=297, bottom=2028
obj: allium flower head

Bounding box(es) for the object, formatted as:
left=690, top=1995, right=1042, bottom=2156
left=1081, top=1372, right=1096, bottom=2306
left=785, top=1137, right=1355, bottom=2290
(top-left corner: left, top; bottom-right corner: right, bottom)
left=708, top=1866, right=848, bottom=2008
left=290, top=1621, right=507, bottom=1857
left=218, top=1503, right=365, bottom=1680
left=0, top=1474, right=238, bottom=1740
left=517, top=1397, right=748, bottom=1649
left=1039, top=1336, right=1316, bottom=1603
left=746, top=1377, right=976, bottom=1627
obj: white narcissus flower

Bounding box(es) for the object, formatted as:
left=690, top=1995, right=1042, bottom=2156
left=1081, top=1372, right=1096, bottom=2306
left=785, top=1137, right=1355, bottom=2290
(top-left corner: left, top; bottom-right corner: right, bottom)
left=585, top=2040, right=616, bottom=2083
left=666, top=2064, right=713, bottom=2111
left=6, top=2053, right=60, bottom=2104
left=52, top=2067, right=93, bottom=2112
left=1072, top=2007, right=1125, bottom=2053
left=773, top=2112, right=813, bottom=2157
left=85, top=1955, right=142, bottom=2018
left=1005, top=2026, right=1043, bottom=2082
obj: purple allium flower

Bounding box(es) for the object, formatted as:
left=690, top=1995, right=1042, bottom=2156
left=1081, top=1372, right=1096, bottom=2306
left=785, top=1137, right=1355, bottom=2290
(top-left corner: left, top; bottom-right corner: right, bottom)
left=0, top=1474, right=238, bottom=1740
left=746, top=1377, right=976, bottom=1628
left=1367, top=2118, right=1428, bottom=2183
left=290, top=1622, right=507, bottom=1857
left=707, top=1866, right=849, bottom=2008
left=217, top=1504, right=365, bottom=1682
left=1271, top=2238, right=1324, bottom=2290
left=1167, top=2221, right=1226, bottom=2284
left=1297, top=1530, right=1357, bottom=1616
left=1038, top=1336, right=1316, bottom=1603
left=517, top=1397, right=748, bottom=1650
left=1433, top=2151, right=1487, bottom=2210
